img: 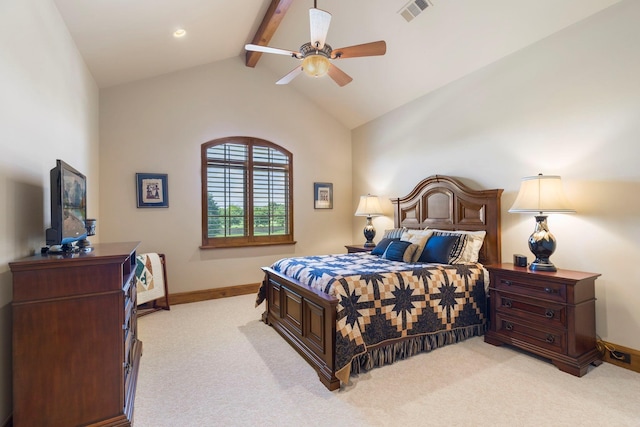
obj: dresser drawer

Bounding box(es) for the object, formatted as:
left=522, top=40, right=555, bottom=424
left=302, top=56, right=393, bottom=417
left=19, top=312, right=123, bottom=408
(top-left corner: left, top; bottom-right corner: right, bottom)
left=494, top=313, right=567, bottom=354
left=493, top=273, right=566, bottom=303
left=494, top=292, right=566, bottom=328
left=123, top=275, right=135, bottom=392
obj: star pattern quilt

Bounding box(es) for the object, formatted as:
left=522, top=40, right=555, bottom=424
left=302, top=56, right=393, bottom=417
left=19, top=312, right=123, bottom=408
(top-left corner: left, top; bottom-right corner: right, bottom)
left=265, top=253, right=487, bottom=383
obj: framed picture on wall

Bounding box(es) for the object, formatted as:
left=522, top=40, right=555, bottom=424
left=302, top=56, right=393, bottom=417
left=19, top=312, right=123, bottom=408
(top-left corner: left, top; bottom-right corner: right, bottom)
left=136, top=173, right=169, bottom=208
left=314, top=182, right=333, bottom=209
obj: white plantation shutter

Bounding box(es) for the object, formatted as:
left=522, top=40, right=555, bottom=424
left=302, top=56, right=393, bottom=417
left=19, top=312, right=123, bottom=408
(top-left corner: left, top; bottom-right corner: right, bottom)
left=253, top=145, right=290, bottom=236
left=206, top=143, right=247, bottom=237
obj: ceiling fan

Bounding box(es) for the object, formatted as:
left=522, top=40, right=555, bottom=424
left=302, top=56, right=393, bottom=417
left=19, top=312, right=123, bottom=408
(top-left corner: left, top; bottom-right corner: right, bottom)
left=245, top=1, right=386, bottom=87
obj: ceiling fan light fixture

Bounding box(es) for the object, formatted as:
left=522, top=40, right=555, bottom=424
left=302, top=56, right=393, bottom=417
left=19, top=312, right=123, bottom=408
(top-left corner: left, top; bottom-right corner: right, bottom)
left=244, top=6, right=385, bottom=87
left=302, top=54, right=330, bottom=77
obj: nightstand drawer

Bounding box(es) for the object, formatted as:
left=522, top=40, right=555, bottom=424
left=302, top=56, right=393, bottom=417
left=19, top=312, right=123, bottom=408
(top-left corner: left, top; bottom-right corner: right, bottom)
left=493, top=274, right=566, bottom=303
left=494, top=313, right=567, bottom=354
left=494, top=292, right=566, bottom=328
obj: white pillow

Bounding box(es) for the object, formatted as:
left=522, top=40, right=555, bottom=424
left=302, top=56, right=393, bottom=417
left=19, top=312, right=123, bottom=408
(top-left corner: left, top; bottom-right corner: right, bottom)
left=460, top=231, right=486, bottom=263
left=400, top=229, right=433, bottom=262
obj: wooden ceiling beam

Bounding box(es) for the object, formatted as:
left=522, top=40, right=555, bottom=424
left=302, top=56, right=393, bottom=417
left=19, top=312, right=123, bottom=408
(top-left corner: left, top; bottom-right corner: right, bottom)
left=245, top=0, right=294, bottom=68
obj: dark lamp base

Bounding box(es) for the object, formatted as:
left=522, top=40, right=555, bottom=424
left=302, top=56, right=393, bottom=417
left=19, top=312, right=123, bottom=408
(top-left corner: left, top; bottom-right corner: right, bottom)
left=529, top=261, right=557, bottom=272
left=527, top=215, right=558, bottom=272
left=362, top=216, right=377, bottom=248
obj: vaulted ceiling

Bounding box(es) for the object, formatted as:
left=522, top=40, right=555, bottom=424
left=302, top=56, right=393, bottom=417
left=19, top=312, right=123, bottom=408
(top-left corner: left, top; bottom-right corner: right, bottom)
left=53, top=0, right=621, bottom=129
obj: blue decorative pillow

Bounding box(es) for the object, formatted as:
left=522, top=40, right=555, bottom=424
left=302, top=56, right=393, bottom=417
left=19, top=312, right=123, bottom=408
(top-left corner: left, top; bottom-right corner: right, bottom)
left=418, top=235, right=459, bottom=264
left=430, top=229, right=486, bottom=263
left=382, top=240, right=417, bottom=262
left=431, top=231, right=467, bottom=263
left=371, top=237, right=399, bottom=256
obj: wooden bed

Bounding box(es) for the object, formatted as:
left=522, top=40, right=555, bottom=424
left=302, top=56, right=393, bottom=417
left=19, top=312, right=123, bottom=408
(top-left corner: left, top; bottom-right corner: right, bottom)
left=260, top=175, right=503, bottom=390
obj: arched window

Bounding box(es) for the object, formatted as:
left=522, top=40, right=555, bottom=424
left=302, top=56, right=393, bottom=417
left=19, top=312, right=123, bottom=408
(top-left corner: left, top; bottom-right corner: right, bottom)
left=201, top=137, right=294, bottom=248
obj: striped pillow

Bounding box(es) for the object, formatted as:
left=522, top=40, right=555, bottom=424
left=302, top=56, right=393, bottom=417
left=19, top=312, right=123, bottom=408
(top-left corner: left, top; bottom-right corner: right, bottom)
left=382, top=227, right=406, bottom=239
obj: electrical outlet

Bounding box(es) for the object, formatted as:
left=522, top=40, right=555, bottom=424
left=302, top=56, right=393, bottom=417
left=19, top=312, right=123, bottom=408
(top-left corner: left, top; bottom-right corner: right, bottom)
left=610, top=350, right=631, bottom=364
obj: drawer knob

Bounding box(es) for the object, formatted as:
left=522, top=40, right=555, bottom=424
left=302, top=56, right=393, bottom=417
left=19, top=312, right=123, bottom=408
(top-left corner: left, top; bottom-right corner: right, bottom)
left=503, top=280, right=512, bottom=286
left=505, top=322, right=514, bottom=331
left=545, top=335, right=555, bottom=343
left=503, top=299, right=513, bottom=308
left=544, top=287, right=557, bottom=294
left=545, top=309, right=555, bottom=319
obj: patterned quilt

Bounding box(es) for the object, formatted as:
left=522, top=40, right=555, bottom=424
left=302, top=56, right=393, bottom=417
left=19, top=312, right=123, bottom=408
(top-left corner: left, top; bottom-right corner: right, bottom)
left=135, top=252, right=166, bottom=305
left=262, top=253, right=487, bottom=384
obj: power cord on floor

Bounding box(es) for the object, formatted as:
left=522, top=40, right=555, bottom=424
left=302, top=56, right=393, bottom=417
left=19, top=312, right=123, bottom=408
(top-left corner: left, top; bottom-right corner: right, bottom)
left=596, top=335, right=627, bottom=361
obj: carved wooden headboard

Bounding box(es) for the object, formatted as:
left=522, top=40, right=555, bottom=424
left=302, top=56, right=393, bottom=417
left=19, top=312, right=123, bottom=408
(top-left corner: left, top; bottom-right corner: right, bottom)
left=392, top=175, right=503, bottom=266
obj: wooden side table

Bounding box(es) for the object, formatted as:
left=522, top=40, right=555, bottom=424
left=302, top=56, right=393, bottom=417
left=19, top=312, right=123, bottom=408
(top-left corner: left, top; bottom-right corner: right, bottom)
left=345, top=244, right=373, bottom=253
left=484, top=263, right=602, bottom=376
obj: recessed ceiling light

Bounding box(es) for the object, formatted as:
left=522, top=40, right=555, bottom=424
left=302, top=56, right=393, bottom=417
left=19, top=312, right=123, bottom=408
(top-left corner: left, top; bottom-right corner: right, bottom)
left=173, top=28, right=186, bottom=38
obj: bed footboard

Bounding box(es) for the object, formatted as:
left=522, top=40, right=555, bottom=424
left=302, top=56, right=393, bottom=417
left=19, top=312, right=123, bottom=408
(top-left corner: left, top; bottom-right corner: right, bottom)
left=261, top=267, right=340, bottom=390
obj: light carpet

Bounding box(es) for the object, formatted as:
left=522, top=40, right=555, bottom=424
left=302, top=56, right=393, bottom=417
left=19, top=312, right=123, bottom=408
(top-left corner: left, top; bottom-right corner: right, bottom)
left=134, top=294, right=640, bottom=427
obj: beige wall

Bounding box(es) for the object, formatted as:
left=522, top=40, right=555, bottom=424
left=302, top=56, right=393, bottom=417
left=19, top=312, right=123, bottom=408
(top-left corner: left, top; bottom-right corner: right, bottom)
left=352, top=0, right=640, bottom=349
left=2, top=1, right=638, bottom=422
left=0, top=0, right=99, bottom=422
left=99, top=57, right=352, bottom=293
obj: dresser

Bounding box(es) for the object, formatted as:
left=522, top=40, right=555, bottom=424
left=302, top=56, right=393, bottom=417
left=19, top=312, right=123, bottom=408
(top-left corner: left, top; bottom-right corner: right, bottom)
left=484, top=263, right=601, bottom=376
left=9, top=242, right=142, bottom=426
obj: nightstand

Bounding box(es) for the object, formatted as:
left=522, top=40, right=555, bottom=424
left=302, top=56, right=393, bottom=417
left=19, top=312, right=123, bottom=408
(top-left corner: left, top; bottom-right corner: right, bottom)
left=484, top=263, right=602, bottom=377
left=345, top=244, right=373, bottom=253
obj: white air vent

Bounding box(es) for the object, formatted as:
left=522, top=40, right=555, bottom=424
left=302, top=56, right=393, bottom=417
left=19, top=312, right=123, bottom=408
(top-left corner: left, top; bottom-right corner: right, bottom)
left=398, top=0, right=432, bottom=22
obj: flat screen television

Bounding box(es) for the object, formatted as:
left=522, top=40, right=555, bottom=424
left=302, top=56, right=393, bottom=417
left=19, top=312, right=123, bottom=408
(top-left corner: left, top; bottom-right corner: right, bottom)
left=45, top=160, right=88, bottom=251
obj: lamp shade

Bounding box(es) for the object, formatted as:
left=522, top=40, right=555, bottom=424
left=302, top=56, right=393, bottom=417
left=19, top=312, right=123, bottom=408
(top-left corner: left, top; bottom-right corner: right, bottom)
left=354, top=195, right=384, bottom=217
left=509, top=174, right=575, bottom=214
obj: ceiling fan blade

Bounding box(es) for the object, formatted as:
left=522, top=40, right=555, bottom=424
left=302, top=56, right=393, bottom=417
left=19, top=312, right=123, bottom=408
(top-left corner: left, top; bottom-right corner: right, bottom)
left=331, top=41, right=387, bottom=59
left=276, top=66, right=304, bottom=85
left=309, top=8, right=331, bottom=49
left=245, top=44, right=300, bottom=58
left=327, top=63, right=353, bottom=87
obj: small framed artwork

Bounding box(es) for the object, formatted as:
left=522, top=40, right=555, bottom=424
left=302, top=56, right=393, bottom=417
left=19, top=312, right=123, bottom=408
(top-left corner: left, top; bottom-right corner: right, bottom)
left=136, top=173, right=169, bottom=208
left=314, top=182, right=333, bottom=209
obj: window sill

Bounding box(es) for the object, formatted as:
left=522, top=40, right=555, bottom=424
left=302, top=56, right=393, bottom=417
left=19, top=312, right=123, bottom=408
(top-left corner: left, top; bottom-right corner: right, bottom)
left=200, top=240, right=297, bottom=250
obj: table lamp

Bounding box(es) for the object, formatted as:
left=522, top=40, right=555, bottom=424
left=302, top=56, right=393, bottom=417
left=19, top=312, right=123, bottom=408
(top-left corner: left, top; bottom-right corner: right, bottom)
left=509, top=174, right=575, bottom=271
left=354, top=194, right=384, bottom=247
